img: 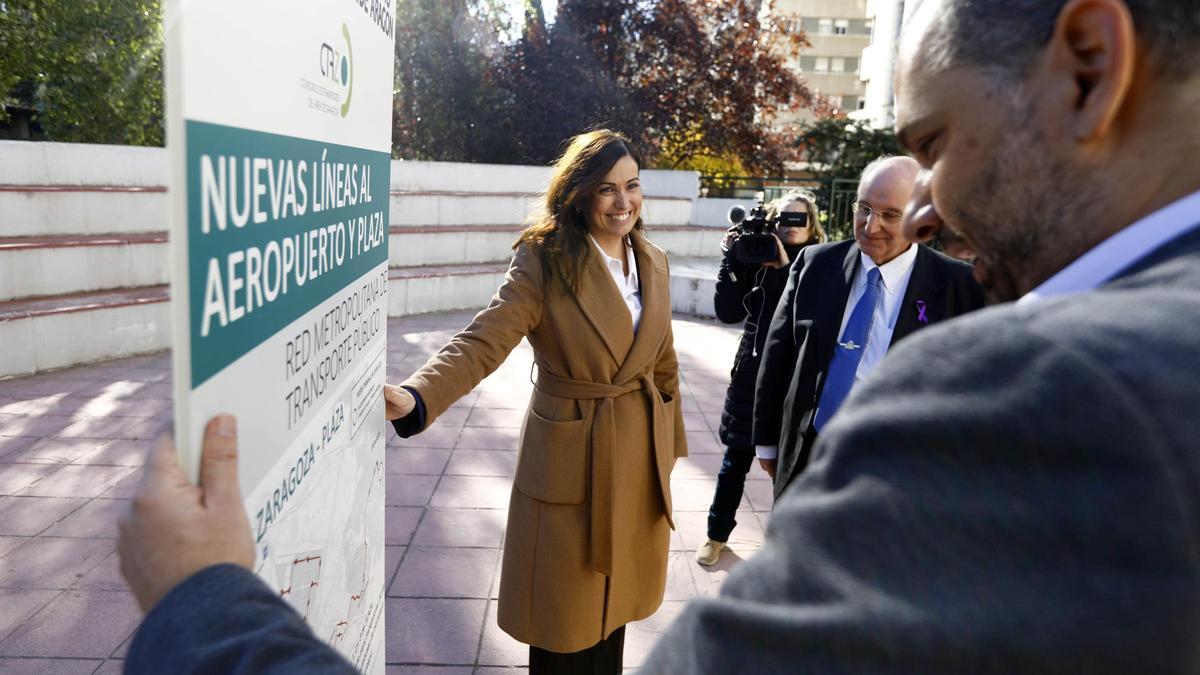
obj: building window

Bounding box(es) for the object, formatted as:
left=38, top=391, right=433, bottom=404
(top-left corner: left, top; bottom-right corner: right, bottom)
left=831, top=58, right=846, bottom=73
left=814, top=57, right=829, bottom=73
left=857, top=99, right=867, bottom=110
left=818, top=18, right=833, bottom=35
left=834, top=19, right=849, bottom=35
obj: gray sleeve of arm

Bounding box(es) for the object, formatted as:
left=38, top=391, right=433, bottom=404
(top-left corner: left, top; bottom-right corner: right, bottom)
left=641, top=316, right=1199, bottom=674
left=126, top=564, right=359, bottom=674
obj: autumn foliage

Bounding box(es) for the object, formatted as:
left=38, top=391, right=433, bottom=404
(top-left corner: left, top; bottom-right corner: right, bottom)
left=393, top=0, right=823, bottom=174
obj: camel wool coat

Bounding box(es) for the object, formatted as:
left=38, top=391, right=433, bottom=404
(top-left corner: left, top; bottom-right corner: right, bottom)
left=400, top=230, right=687, bottom=652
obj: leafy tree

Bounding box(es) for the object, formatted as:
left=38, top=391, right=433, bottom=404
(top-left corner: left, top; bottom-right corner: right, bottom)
left=490, top=0, right=821, bottom=172
left=0, top=0, right=164, bottom=145
left=795, top=116, right=907, bottom=239
left=633, top=0, right=821, bottom=174
left=489, top=0, right=644, bottom=164
left=392, top=0, right=516, bottom=162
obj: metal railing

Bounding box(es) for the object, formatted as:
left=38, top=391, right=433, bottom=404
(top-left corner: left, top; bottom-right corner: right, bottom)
left=826, top=178, right=859, bottom=241
left=698, top=175, right=822, bottom=203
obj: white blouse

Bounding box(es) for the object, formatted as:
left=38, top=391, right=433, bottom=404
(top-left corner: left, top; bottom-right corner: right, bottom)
left=589, top=234, right=643, bottom=333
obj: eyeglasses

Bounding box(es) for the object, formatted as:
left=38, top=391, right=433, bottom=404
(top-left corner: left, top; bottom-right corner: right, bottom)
left=853, top=201, right=903, bottom=226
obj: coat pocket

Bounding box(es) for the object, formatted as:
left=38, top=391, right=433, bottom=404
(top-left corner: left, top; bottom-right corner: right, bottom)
left=658, top=390, right=679, bottom=457
left=515, top=409, right=587, bottom=505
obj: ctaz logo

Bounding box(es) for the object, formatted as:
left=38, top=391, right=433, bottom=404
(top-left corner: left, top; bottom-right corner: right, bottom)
left=319, top=23, right=354, bottom=117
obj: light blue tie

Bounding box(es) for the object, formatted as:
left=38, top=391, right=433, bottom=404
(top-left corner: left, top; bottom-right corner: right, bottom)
left=814, top=267, right=882, bottom=432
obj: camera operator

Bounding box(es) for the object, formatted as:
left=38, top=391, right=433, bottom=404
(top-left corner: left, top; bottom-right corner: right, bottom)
left=696, top=191, right=825, bottom=566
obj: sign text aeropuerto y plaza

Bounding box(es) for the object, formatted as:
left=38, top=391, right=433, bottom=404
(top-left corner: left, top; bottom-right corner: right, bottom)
left=186, top=121, right=389, bottom=387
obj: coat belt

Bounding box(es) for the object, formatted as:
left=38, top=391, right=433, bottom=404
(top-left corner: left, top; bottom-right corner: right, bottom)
left=534, top=370, right=675, bottom=577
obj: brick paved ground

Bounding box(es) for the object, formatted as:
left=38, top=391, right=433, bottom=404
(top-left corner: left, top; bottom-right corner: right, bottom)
left=0, top=312, right=772, bottom=673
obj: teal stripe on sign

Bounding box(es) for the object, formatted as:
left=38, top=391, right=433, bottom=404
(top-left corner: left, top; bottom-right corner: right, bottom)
left=185, top=120, right=390, bottom=388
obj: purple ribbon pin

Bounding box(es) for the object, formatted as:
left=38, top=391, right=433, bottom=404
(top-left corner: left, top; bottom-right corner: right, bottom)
left=916, top=300, right=929, bottom=324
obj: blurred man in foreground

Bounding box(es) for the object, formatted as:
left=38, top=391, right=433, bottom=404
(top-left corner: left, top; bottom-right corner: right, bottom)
left=642, top=0, right=1200, bottom=671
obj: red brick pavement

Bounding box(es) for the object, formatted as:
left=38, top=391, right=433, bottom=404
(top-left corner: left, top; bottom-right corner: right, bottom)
left=0, top=312, right=770, bottom=673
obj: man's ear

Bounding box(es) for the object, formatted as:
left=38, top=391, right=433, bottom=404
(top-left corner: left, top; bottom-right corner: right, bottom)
left=1048, top=0, right=1136, bottom=141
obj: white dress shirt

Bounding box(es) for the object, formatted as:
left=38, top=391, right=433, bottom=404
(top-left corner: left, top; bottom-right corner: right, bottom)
left=757, top=243, right=919, bottom=461
left=838, top=243, right=920, bottom=386
left=589, top=234, right=643, bottom=333
left=1018, top=189, right=1200, bottom=306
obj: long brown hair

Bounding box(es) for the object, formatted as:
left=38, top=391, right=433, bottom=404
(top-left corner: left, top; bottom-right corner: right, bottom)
left=515, top=129, right=644, bottom=293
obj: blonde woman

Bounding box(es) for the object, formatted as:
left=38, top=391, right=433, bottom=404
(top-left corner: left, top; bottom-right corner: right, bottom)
left=696, top=191, right=824, bottom=566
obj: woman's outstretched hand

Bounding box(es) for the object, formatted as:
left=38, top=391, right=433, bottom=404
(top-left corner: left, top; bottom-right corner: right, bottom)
left=384, top=384, right=416, bottom=421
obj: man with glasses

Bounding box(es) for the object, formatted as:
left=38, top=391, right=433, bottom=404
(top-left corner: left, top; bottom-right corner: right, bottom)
left=753, top=156, right=983, bottom=498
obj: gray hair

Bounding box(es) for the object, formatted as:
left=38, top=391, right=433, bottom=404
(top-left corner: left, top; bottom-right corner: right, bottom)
left=921, top=0, right=1200, bottom=81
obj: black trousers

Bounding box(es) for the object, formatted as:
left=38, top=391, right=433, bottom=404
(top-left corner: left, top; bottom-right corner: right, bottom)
left=706, top=444, right=756, bottom=541
left=529, top=626, right=625, bottom=675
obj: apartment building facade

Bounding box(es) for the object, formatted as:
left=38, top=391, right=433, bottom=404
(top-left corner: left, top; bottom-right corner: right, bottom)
left=770, top=0, right=873, bottom=125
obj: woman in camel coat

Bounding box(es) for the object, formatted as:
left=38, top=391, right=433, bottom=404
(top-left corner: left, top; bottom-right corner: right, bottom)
left=384, top=129, right=687, bottom=673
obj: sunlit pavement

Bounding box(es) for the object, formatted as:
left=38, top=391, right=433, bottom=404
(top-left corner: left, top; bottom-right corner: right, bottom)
left=0, top=312, right=772, bottom=673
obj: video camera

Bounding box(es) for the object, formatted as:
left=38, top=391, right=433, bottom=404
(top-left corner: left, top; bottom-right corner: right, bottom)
left=724, top=193, right=809, bottom=265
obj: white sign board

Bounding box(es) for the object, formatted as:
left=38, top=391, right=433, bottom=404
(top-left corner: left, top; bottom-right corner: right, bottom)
left=165, top=1, right=395, bottom=670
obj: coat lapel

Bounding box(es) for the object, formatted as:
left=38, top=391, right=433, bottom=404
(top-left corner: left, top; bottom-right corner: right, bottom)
left=573, top=237, right=635, bottom=367
left=813, top=242, right=860, bottom=364
left=613, top=230, right=668, bottom=382
left=891, top=245, right=944, bottom=346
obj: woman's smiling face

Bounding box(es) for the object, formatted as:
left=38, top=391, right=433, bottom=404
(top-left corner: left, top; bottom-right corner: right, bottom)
left=585, top=154, right=642, bottom=246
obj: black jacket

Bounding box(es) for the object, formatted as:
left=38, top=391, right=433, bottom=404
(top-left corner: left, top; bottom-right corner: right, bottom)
left=754, top=240, right=986, bottom=498
left=714, top=242, right=807, bottom=448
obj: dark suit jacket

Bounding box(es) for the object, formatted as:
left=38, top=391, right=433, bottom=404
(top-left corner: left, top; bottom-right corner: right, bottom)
left=126, top=564, right=357, bottom=674
left=754, top=240, right=984, bottom=498
left=640, top=225, right=1200, bottom=673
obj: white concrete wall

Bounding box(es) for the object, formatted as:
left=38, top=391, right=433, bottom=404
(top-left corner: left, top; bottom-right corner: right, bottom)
left=0, top=141, right=699, bottom=238
left=0, top=141, right=166, bottom=186
left=0, top=301, right=171, bottom=377
left=0, top=191, right=169, bottom=236
left=0, top=140, right=720, bottom=376
left=388, top=271, right=508, bottom=317
left=388, top=162, right=696, bottom=232
left=648, top=227, right=727, bottom=259
left=389, top=193, right=535, bottom=229
left=388, top=229, right=520, bottom=268
left=390, top=160, right=698, bottom=200
left=641, top=198, right=692, bottom=227
left=668, top=257, right=720, bottom=319
left=0, top=241, right=168, bottom=301
left=0, top=143, right=700, bottom=199
left=642, top=169, right=700, bottom=200
left=389, top=193, right=691, bottom=229
left=690, top=198, right=754, bottom=228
